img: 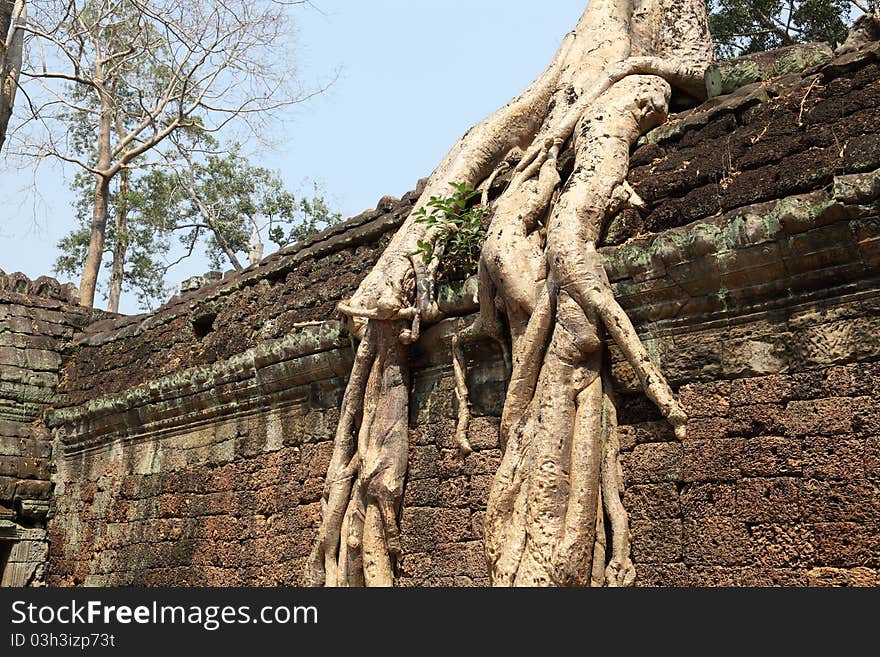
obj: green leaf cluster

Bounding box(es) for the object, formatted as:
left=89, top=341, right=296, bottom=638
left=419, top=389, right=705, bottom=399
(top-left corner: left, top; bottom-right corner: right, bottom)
left=54, top=143, right=342, bottom=310
left=707, top=0, right=858, bottom=59
left=412, top=182, right=489, bottom=281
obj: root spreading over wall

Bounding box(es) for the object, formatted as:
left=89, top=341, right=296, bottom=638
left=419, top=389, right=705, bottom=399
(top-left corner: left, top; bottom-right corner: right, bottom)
left=305, top=0, right=714, bottom=587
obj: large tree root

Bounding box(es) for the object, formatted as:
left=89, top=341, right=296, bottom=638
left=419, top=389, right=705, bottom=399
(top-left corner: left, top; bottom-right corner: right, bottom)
left=306, top=0, right=713, bottom=587
left=451, top=308, right=512, bottom=456
left=304, top=320, right=410, bottom=587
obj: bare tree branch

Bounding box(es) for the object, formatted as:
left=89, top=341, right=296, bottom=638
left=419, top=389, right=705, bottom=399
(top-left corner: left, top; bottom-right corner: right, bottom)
left=9, top=0, right=321, bottom=306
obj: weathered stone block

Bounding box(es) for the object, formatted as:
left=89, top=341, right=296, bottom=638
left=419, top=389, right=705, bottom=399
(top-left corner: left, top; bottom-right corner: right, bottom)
left=623, top=483, right=681, bottom=519
left=631, top=518, right=683, bottom=563
left=618, top=421, right=675, bottom=447
left=400, top=507, right=472, bottom=553
left=398, top=551, right=433, bottom=579
left=466, top=416, right=500, bottom=450
left=305, top=440, right=334, bottom=478
left=466, top=475, right=492, bottom=510
left=409, top=419, right=456, bottom=448
left=729, top=375, right=792, bottom=406
left=682, top=439, right=745, bottom=482
left=721, top=334, right=790, bottom=378
left=415, top=476, right=470, bottom=508
left=683, top=517, right=753, bottom=566
left=790, top=370, right=831, bottom=400
left=462, top=449, right=501, bottom=476
left=785, top=398, right=853, bottom=436
left=680, top=482, right=737, bottom=517
left=679, top=382, right=731, bottom=418
left=750, top=523, right=816, bottom=568
left=289, top=502, right=321, bottom=532
left=802, top=436, right=865, bottom=479
left=623, top=442, right=683, bottom=486
left=408, top=445, right=439, bottom=480
left=739, top=436, right=803, bottom=477
left=403, top=478, right=441, bottom=507
left=0, top=436, right=22, bottom=458
left=634, top=563, right=689, bottom=587
left=736, top=477, right=800, bottom=522
left=728, top=403, right=787, bottom=437
left=685, top=417, right=729, bottom=441
left=800, top=478, right=878, bottom=523
left=686, top=566, right=807, bottom=586
left=429, top=541, right=488, bottom=580
left=13, top=479, right=52, bottom=501
left=823, top=365, right=858, bottom=396
left=812, top=522, right=878, bottom=568
left=0, top=455, right=50, bottom=481
left=852, top=395, right=880, bottom=436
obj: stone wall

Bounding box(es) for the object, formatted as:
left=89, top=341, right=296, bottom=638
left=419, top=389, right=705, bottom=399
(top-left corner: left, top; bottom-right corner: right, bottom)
left=27, top=40, right=880, bottom=586
left=625, top=363, right=880, bottom=586
left=0, top=272, right=95, bottom=586
left=44, top=347, right=507, bottom=586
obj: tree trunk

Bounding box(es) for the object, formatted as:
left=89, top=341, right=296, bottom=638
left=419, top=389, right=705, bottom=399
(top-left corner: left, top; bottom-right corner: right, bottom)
left=107, top=169, right=130, bottom=313
left=0, top=0, right=13, bottom=35
left=214, top=227, right=244, bottom=272
left=79, top=174, right=111, bottom=307
left=0, top=0, right=24, bottom=151
left=79, top=60, right=114, bottom=308
left=307, top=0, right=713, bottom=587
left=248, top=224, right=264, bottom=267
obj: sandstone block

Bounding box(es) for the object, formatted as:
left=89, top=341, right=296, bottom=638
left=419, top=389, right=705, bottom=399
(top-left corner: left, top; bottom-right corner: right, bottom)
left=736, top=477, right=800, bottom=522
left=680, top=482, right=737, bottom=517
left=623, top=442, right=683, bottom=486
left=683, top=517, right=753, bottom=566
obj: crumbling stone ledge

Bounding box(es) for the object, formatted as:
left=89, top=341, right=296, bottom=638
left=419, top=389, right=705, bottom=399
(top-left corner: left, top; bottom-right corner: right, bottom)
left=48, top=321, right=349, bottom=451
left=73, top=192, right=416, bottom=350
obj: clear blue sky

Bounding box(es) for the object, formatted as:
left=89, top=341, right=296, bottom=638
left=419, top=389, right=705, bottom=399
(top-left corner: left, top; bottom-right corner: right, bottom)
left=0, top=1, right=588, bottom=314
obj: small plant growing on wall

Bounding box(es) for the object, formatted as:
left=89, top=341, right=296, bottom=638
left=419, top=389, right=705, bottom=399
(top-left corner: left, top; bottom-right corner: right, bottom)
left=412, top=182, right=489, bottom=280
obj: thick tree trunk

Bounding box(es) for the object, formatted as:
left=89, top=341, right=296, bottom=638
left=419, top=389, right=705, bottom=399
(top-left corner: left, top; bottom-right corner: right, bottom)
left=106, top=170, right=130, bottom=313
left=79, top=173, right=111, bottom=307
left=0, top=0, right=24, bottom=152
left=307, top=0, right=713, bottom=587
left=79, top=60, right=114, bottom=308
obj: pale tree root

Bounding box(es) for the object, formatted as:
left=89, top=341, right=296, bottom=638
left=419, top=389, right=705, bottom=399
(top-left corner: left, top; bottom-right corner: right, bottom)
left=450, top=313, right=510, bottom=456
left=307, top=0, right=712, bottom=588
left=588, top=373, right=633, bottom=588
left=599, top=371, right=635, bottom=587
left=484, top=74, right=691, bottom=587
left=305, top=320, right=410, bottom=587
left=304, top=324, right=377, bottom=587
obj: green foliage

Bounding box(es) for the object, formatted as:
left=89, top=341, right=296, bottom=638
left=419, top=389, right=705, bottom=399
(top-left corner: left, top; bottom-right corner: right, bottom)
left=33, top=0, right=308, bottom=310
left=707, top=0, right=860, bottom=58
left=267, top=188, right=343, bottom=248
left=54, top=169, right=173, bottom=310
left=54, top=144, right=341, bottom=310
left=412, top=182, right=489, bottom=280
